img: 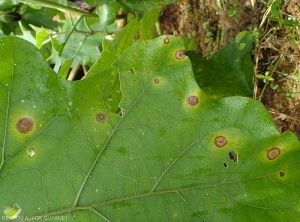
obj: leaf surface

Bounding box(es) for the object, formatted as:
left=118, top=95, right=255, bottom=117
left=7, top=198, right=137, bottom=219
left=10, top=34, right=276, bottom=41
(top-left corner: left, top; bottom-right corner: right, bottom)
left=0, top=36, right=300, bottom=221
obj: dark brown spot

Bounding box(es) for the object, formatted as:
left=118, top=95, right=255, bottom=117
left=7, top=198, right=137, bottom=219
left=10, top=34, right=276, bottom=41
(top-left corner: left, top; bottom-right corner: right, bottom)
left=175, top=50, right=186, bottom=59
left=186, top=95, right=199, bottom=106
left=214, top=136, right=228, bottom=148
left=96, top=113, right=107, bottom=122
left=16, top=117, right=34, bottom=133
left=229, top=151, right=238, bottom=162
left=280, top=171, right=285, bottom=177
left=266, top=147, right=281, bottom=160
left=154, top=79, right=160, bottom=84
left=164, top=36, right=170, bottom=44
left=223, top=163, right=228, bottom=168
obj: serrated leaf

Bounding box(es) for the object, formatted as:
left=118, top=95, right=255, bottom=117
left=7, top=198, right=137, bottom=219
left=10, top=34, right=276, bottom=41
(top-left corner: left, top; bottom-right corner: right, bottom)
left=85, top=19, right=139, bottom=112
left=0, top=36, right=300, bottom=221
left=187, top=31, right=255, bottom=99
left=86, top=19, right=139, bottom=77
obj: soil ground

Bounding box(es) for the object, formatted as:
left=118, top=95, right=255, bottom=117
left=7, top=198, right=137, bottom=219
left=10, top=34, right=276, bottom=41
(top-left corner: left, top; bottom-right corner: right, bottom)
left=159, top=0, right=300, bottom=138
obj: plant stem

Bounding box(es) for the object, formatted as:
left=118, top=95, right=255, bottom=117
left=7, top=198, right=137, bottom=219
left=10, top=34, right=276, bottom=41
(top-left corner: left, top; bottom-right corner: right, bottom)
left=259, top=82, right=268, bottom=101
left=59, top=15, right=83, bottom=56
left=17, top=0, right=98, bottom=18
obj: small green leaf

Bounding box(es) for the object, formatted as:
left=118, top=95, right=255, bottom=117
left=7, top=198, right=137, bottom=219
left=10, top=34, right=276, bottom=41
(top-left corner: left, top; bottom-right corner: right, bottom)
left=138, top=8, right=160, bottom=40
left=50, top=37, right=63, bottom=54
left=97, top=2, right=121, bottom=27
left=31, top=26, right=49, bottom=49
left=58, top=59, right=73, bottom=79
left=256, top=74, right=266, bottom=79
left=265, top=76, right=274, bottom=81
left=17, top=21, right=36, bottom=45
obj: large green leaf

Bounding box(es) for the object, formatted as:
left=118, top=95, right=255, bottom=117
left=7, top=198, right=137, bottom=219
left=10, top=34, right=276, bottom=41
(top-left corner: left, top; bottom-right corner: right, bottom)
left=187, top=31, right=255, bottom=99
left=0, top=36, right=300, bottom=221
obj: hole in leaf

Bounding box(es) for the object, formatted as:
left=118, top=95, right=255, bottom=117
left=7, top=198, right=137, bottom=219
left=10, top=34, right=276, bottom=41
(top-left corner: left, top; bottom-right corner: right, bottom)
left=27, top=148, right=35, bottom=158
left=16, top=116, right=34, bottom=134
left=164, top=36, right=170, bottom=44
left=266, top=147, right=281, bottom=160
left=175, top=50, right=186, bottom=59
left=223, top=163, right=228, bottom=168
left=96, top=113, right=107, bottom=122
left=280, top=171, right=285, bottom=177
left=229, top=151, right=238, bottom=162
left=186, top=95, right=199, bottom=106
left=4, top=203, right=21, bottom=220
left=214, top=136, right=228, bottom=148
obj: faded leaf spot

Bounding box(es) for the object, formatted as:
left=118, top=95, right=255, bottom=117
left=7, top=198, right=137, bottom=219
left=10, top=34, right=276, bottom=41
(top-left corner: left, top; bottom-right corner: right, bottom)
left=96, top=113, right=107, bottom=122
left=134, top=32, right=140, bottom=39
left=27, top=148, right=35, bottom=158
left=214, top=136, right=228, bottom=148
left=186, top=95, right=199, bottom=106
left=267, top=147, right=281, bottom=160
left=164, top=36, right=170, bottom=44
left=175, top=50, right=186, bottom=59
left=16, top=116, right=34, bottom=133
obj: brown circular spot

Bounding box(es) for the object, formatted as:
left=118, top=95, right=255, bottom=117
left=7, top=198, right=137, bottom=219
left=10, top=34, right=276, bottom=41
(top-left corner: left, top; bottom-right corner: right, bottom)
left=96, top=113, right=106, bottom=122
left=186, top=95, right=199, bottom=106
left=164, top=36, right=170, bottom=44
left=154, top=79, right=160, bottom=84
left=16, top=117, right=34, bottom=133
left=214, top=136, right=228, bottom=148
left=280, top=171, right=285, bottom=177
left=134, top=32, right=140, bottom=39
left=175, top=50, right=186, bottom=59
left=266, top=147, right=281, bottom=160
